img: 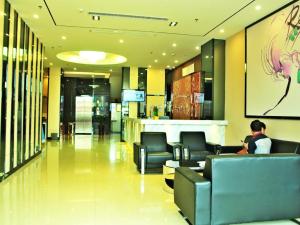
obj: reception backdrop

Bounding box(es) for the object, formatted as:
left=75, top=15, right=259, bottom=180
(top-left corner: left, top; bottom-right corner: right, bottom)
left=246, top=1, right=300, bottom=118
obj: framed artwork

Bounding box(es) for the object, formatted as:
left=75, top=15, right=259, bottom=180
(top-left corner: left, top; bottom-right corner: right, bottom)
left=245, top=0, right=300, bottom=119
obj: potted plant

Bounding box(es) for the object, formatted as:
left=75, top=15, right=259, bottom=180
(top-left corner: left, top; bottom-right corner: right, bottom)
left=152, top=106, right=159, bottom=119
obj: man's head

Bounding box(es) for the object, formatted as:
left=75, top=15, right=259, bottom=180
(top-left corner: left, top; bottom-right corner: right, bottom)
left=250, top=120, right=263, bottom=133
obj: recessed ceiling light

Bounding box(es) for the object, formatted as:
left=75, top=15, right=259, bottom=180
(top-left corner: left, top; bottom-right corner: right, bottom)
left=148, top=65, right=152, bottom=68
left=162, top=52, right=166, bottom=56
left=172, top=43, right=177, bottom=47
left=174, top=60, right=179, bottom=63
left=195, top=46, right=200, bottom=50
left=49, top=62, right=53, bottom=66
left=113, top=30, right=119, bottom=33
left=205, top=55, right=209, bottom=59
left=255, top=5, right=262, bottom=11
left=92, top=15, right=100, bottom=21
left=109, top=69, right=113, bottom=72
left=73, top=67, right=77, bottom=71
left=169, top=21, right=178, bottom=27
left=220, top=29, right=225, bottom=33
left=33, top=14, right=39, bottom=19
left=167, top=65, right=170, bottom=68
left=61, top=36, right=67, bottom=40
left=172, top=66, right=175, bottom=69
left=44, top=57, right=48, bottom=60
left=119, top=39, right=124, bottom=43
left=154, top=59, right=158, bottom=63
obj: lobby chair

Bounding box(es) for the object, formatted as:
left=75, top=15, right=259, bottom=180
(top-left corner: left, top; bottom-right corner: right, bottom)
left=174, top=154, right=300, bottom=225
left=179, top=131, right=217, bottom=161
left=133, top=132, right=178, bottom=174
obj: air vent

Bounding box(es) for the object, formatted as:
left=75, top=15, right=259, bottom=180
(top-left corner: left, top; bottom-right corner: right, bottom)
left=88, top=12, right=168, bottom=21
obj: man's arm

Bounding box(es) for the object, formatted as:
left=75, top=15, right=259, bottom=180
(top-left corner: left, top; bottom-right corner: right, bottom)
left=247, top=140, right=257, bottom=154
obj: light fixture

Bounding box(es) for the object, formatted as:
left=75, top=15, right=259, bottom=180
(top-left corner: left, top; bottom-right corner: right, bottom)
left=44, top=57, right=48, bottom=60
left=166, top=65, right=170, bottom=68
left=73, top=67, right=77, bottom=71
left=49, top=62, right=53, bottom=66
left=169, top=21, right=178, bottom=27
left=89, top=84, right=99, bottom=89
left=162, top=52, right=166, bottom=56
left=148, top=65, right=152, bottom=68
left=172, top=43, right=177, bottom=47
left=220, top=29, right=225, bottom=33
left=119, top=39, right=124, bottom=43
left=79, top=51, right=106, bottom=63
left=92, top=15, right=100, bottom=21
left=33, top=14, right=39, bottom=19
left=56, top=51, right=127, bottom=65
left=174, top=60, right=179, bottom=63
left=255, top=5, right=262, bottom=11
left=195, top=46, right=200, bottom=50
left=154, top=59, right=158, bottom=63
left=109, top=69, right=113, bottom=72
left=61, top=36, right=67, bottom=40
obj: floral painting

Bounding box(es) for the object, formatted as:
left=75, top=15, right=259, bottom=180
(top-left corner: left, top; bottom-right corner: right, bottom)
left=246, top=1, right=300, bottom=118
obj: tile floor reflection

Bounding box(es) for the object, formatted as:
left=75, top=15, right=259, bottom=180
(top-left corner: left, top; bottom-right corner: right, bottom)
left=0, top=134, right=298, bottom=225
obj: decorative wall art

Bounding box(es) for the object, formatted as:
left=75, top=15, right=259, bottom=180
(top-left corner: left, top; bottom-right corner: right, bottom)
left=246, top=1, right=300, bottom=118
left=172, top=72, right=201, bottom=119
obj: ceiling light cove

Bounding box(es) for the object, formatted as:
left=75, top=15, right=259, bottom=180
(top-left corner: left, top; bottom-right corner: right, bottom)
left=56, top=51, right=127, bottom=65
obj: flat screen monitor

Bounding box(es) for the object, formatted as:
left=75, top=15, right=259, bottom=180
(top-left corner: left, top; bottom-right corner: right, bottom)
left=122, top=90, right=145, bottom=102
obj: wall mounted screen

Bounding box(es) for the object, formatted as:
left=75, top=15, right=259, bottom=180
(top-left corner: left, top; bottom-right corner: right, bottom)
left=122, top=90, right=145, bottom=102
left=246, top=1, right=300, bottom=119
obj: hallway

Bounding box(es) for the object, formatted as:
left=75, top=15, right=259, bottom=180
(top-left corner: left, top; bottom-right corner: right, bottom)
left=0, top=135, right=298, bottom=225
left=0, top=135, right=185, bottom=225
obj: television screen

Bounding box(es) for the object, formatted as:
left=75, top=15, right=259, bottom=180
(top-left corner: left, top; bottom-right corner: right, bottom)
left=122, top=90, right=145, bottom=102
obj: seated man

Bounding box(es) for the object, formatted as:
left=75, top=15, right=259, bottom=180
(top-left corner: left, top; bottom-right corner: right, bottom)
left=239, top=120, right=271, bottom=154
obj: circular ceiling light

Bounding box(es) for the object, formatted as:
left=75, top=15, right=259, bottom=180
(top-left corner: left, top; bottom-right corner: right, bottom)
left=56, top=51, right=127, bottom=65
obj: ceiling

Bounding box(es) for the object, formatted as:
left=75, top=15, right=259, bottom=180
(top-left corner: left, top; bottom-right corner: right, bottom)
left=8, top=0, right=294, bottom=77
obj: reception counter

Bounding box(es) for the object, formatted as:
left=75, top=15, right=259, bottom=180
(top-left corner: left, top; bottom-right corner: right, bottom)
left=124, top=118, right=228, bottom=147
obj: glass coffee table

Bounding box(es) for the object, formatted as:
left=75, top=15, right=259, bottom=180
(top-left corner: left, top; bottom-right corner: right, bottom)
left=163, top=160, right=205, bottom=193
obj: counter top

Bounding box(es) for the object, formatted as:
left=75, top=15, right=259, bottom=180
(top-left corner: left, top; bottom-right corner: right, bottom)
left=124, top=117, right=228, bottom=126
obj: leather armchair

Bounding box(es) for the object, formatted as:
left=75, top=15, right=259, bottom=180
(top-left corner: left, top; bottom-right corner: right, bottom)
left=174, top=154, right=300, bottom=225
left=133, top=132, right=178, bottom=174
left=179, top=131, right=218, bottom=161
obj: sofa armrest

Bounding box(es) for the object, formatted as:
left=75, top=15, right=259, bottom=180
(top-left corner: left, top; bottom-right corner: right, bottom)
left=217, top=145, right=242, bottom=154
left=174, top=167, right=211, bottom=225
left=206, top=142, right=220, bottom=154
left=167, top=142, right=182, bottom=160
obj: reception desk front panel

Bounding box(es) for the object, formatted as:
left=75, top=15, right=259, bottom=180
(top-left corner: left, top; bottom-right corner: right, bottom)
left=124, top=118, right=228, bottom=146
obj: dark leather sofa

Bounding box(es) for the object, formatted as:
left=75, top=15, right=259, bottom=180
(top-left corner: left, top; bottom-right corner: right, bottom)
left=174, top=154, right=300, bottom=225
left=218, top=138, right=300, bottom=154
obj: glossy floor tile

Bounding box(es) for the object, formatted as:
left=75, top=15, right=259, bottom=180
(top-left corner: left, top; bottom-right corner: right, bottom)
left=0, top=134, right=299, bottom=225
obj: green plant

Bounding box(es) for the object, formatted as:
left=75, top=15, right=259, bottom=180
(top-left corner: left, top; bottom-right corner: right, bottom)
left=153, top=106, right=158, bottom=116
